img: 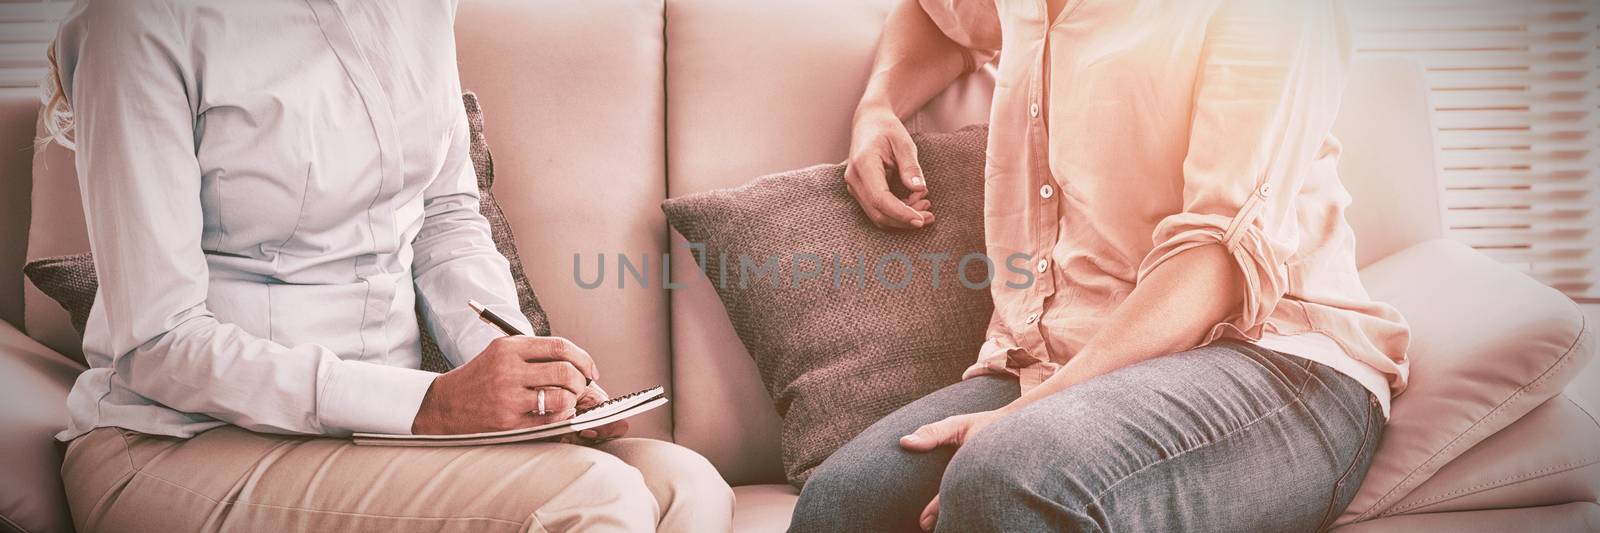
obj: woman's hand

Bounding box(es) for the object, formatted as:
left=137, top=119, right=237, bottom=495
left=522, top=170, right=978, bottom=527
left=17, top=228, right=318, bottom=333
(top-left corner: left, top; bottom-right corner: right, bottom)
left=900, top=407, right=1013, bottom=530
left=845, top=105, right=934, bottom=230
left=411, top=336, right=597, bottom=435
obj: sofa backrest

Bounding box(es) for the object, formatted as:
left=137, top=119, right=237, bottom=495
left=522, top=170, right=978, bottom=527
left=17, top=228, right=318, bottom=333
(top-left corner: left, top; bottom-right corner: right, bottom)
left=0, top=95, right=37, bottom=331
left=1332, top=57, right=1447, bottom=267
left=453, top=0, right=675, bottom=440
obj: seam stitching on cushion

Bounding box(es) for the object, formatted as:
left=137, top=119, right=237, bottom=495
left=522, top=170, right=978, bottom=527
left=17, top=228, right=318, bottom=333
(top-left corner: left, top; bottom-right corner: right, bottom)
left=223, top=501, right=525, bottom=526
left=1390, top=456, right=1600, bottom=514
left=130, top=471, right=221, bottom=504
left=1364, top=312, right=1589, bottom=520
left=1570, top=393, right=1600, bottom=429
left=1091, top=375, right=1309, bottom=505
left=0, top=512, right=26, bottom=533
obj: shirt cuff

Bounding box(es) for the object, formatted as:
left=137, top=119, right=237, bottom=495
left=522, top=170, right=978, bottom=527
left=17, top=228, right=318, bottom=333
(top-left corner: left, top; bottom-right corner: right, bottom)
left=317, top=359, right=438, bottom=436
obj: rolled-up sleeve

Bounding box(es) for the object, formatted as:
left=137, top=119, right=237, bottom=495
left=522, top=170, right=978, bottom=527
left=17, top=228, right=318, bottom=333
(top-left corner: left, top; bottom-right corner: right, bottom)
left=918, top=0, right=1002, bottom=73
left=1136, top=0, right=1351, bottom=338
left=61, top=1, right=436, bottom=437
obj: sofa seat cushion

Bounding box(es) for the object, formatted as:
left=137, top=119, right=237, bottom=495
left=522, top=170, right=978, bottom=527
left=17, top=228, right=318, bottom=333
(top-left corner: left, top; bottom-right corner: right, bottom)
left=1334, top=502, right=1600, bottom=533
left=733, top=484, right=800, bottom=533
left=1382, top=394, right=1600, bottom=516
left=1340, top=239, right=1596, bottom=525
left=0, top=320, right=84, bottom=533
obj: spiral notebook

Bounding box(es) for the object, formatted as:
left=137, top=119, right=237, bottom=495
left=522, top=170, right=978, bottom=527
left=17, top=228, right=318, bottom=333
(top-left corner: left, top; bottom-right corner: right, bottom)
left=353, top=387, right=667, bottom=447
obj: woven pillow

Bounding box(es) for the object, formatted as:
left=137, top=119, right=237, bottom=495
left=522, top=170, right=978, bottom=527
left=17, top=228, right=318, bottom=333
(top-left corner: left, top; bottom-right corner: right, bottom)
left=22, top=92, right=548, bottom=374
left=663, top=125, right=993, bottom=487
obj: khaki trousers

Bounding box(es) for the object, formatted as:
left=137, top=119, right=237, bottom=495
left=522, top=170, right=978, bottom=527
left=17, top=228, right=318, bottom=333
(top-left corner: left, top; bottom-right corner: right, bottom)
left=61, top=427, right=733, bottom=533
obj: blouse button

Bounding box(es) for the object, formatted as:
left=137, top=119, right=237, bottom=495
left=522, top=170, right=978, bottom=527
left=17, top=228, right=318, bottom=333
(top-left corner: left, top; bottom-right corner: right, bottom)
left=1037, top=259, right=1050, bottom=273
left=1029, top=103, right=1040, bottom=118
left=1025, top=313, right=1039, bottom=325
left=1040, top=184, right=1054, bottom=199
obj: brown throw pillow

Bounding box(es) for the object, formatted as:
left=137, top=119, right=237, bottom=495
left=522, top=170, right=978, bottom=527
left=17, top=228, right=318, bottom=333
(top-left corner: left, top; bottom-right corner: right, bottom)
left=662, top=125, right=994, bottom=487
left=22, top=92, right=548, bottom=374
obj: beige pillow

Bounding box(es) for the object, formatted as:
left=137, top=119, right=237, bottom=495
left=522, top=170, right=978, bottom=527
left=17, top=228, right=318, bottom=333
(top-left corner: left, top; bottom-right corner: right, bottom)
left=1340, top=239, right=1596, bottom=524
left=663, top=125, right=993, bottom=486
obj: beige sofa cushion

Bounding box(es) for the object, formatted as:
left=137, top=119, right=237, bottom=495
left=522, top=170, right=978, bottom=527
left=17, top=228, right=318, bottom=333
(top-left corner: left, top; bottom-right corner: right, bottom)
left=1334, top=502, right=1600, bottom=533
left=663, top=0, right=995, bottom=485
left=1340, top=239, right=1596, bottom=525
left=0, top=96, right=37, bottom=330
left=1384, top=394, right=1600, bottom=516
left=0, top=320, right=84, bottom=533
left=455, top=0, right=674, bottom=439
left=23, top=116, right=87, bottom=363
left=452, top=0, right=673, bottom=438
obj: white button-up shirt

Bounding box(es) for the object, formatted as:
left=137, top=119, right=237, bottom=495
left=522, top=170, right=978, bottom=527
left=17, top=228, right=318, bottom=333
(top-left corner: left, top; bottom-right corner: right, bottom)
left=55, top=0, right=531, bottom=440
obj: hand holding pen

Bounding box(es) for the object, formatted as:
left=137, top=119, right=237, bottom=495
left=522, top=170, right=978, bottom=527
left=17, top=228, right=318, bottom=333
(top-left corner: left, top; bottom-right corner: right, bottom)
left=467, top=300, right=623, bottom=442
left=409, top=301, right=608, bottom=436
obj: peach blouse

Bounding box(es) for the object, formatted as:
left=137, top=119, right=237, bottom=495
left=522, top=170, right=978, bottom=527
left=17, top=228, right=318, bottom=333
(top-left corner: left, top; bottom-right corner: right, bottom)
left=920, top=0, right=1410, bottom=415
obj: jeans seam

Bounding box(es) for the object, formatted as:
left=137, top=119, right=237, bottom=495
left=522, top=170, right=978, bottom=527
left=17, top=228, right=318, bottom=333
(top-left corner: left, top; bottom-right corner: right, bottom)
left=1316, top=394, right=1377, bottom=531
left=1087, top=375, right=1312, bottom=511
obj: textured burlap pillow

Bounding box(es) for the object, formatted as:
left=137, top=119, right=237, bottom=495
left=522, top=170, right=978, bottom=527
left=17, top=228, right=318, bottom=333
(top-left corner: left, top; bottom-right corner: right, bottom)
left=22, top=92, right=548, bottom=374
left=663, top=125, right=993, bottom=487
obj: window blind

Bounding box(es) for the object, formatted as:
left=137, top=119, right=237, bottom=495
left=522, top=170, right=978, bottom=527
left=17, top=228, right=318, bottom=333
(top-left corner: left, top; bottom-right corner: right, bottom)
left=0, top=1, right=69, bottom=100
left=1351, top=0, right=1599, bottom=300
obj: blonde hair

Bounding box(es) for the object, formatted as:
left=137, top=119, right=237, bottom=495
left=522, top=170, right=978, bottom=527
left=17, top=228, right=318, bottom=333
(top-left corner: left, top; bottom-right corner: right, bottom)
left=39, top=42, right=76, bottom=150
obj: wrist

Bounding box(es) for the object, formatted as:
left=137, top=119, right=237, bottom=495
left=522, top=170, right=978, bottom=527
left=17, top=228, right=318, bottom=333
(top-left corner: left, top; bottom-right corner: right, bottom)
left=410, top=374, right=446, bottom=434
left=853, top=97, right=896, bottom=124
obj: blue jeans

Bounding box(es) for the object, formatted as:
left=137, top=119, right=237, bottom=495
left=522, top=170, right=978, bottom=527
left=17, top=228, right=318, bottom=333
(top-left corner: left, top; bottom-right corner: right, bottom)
left=790, top=341, right=1383, bottom=532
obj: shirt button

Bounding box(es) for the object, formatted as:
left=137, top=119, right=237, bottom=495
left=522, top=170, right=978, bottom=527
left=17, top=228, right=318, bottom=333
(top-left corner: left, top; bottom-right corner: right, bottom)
left=1040, top=184, right=1054, bottom=199
left=1025, top=313, right=1039, bottom=325
left=1029, top=103, right=1040, bottom=118
left=1036, top=259, right=1050, bottom=273
left=1260, top=183, right=1272, bottom=196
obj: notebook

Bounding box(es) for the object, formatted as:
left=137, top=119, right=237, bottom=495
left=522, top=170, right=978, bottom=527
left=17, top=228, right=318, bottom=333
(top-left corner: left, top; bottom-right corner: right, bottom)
left=353, top=386, right=667, bottom=447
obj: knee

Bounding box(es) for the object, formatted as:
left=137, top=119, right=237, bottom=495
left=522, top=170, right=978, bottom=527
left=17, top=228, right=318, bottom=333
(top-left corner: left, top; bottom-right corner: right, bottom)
left=938, top=418, right=1094, bottom=521
left=604, top=439, right=734, bottom=519
left=791, top=452, right=907, bottom=531
left=940, top=435, right=1032, bottom=509
left=566, top=447, right=660, bottom=514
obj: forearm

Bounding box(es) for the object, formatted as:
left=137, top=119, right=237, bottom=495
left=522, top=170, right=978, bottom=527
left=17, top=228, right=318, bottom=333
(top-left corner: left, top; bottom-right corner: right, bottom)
left=1008, top=245, right=1244, bottom=409
left=856, top=0, right=973, bottom=120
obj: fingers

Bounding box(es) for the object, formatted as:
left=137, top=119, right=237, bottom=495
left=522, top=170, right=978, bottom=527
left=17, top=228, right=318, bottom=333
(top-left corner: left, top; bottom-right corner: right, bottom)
left=888, top=134, right=927, bottom=194
left=920, top=496, right=940, bottom=531
left=519, top=361, right=588, bottom=396
left=847, top=158, right=925, bottom=230
left=520, top=386, right=578, bottom=418
left=501, top=336, right=598, bottom=383
left=900, top=417, right=963, bottom=452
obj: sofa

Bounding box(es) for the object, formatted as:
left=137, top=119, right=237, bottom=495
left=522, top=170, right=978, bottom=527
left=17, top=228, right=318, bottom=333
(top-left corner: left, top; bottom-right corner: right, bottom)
left=2, top=1, right=1596, bottom=532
